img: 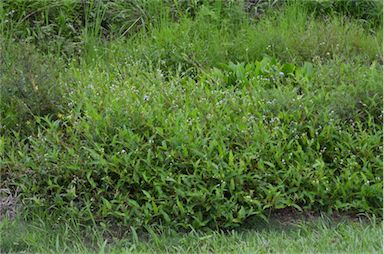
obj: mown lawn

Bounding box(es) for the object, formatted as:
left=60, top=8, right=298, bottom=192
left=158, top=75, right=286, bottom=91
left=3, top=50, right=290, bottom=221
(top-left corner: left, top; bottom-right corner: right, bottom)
left=1, top=215, right=382, bottom=253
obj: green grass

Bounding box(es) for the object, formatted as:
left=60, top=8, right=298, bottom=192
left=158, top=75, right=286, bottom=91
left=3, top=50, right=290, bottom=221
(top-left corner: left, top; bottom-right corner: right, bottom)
left=0, top=1, right=383, bottom=252
left=1, top=216, right=382, bottom=253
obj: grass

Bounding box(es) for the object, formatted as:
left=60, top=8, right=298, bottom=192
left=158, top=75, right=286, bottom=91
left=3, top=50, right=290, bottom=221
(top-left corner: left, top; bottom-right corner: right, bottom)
left=0, top=1, right=383, bottom=252
left=1, top=215, right=382, bottom=253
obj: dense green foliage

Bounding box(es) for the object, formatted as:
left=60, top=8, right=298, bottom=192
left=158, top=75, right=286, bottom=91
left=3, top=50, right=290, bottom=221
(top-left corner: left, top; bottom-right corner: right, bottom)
left=1, top=0, right=382, bottom=54
left=1, top=1, right=382, bottom=231
left=304, top=0, right=383, bottom=26
left=0, top=44, right=66, bottom=133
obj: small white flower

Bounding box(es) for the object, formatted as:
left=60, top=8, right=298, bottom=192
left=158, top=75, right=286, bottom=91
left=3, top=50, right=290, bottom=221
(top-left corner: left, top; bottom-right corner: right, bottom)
left=144, top=95, right=149, bottom=101
left=279, top=71, right=284, bottom=77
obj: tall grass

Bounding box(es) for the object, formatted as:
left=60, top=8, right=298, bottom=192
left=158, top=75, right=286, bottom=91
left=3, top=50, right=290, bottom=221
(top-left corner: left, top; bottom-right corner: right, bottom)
left=1, top=0, right=382, bottom=56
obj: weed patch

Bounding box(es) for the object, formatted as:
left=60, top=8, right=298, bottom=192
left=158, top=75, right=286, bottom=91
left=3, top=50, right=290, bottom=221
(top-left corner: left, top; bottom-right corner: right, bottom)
left=1, top=1, right=382, bottom=233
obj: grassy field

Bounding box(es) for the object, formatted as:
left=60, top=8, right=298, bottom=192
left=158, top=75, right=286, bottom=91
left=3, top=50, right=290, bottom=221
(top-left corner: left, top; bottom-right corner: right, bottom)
left=1, top=215, right=382, bottom=253
left=0, top=0, right=383, bottom=253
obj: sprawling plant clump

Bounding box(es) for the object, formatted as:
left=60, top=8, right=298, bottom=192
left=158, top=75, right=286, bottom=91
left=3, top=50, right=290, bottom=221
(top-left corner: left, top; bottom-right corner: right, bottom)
left=3, top=55, right=382, bottom=229
left=1, top=2, right=382, bottom=231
